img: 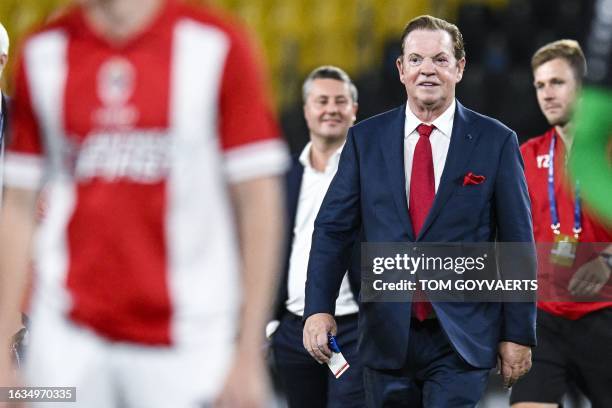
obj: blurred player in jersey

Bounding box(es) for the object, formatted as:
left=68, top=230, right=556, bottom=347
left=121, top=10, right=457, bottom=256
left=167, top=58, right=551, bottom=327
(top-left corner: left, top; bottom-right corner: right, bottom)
left=0, top=0, right=288, bottom=407
left=511, top=39, right=612, bottom=408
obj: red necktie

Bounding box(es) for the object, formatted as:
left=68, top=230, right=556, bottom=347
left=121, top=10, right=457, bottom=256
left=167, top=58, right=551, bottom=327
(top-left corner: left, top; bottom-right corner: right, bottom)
left=409, top=123, right=435, bottom=321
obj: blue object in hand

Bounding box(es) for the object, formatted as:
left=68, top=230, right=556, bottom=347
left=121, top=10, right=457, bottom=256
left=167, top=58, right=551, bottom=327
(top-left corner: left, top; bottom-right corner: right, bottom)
left=328, top=333, right=341, bottom=353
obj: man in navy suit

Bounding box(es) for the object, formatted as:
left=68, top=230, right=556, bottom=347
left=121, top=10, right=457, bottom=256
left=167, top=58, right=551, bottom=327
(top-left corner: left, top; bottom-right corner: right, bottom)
left=303, top=15, right=537, bottom=407
left=270, top=65, right=363, bottom=407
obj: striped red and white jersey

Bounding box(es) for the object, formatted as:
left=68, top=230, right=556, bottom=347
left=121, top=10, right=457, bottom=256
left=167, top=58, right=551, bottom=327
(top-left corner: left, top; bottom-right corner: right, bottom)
left=6, top=0, right=288, bottom=346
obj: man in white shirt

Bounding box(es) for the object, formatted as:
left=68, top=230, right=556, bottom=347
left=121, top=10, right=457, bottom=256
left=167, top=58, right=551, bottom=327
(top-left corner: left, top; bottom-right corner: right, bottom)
left=270, top=66, right=363, bottom=408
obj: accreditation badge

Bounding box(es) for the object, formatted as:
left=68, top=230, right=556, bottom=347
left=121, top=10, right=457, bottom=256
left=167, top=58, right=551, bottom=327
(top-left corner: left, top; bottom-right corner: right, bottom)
left=550, top=234, right=578, bottom=267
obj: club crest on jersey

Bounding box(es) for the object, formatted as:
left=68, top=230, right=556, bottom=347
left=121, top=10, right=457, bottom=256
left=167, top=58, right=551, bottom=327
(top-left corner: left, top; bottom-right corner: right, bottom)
left=98, top=57, right=135, bottom=105
left=95, top=57, right=138, bottom=127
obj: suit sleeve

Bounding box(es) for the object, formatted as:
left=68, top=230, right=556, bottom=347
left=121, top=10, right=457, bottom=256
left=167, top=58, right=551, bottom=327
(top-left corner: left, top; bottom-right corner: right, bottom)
left=304, top=129, right=362, bottom=319
left=494, top=131, right=537, bottom=346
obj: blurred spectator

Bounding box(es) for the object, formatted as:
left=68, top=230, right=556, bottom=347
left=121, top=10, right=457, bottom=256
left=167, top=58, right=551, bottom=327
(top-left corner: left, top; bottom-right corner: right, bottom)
left=269, top=65, right=363, bottom=408
left=0, top=1, right=288, bottom=407
left=511, top=39, right=612, bottom=408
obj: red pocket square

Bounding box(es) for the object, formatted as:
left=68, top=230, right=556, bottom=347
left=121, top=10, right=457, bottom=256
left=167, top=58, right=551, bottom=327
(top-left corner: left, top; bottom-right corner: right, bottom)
left=463, top=172, right=486, bottom=186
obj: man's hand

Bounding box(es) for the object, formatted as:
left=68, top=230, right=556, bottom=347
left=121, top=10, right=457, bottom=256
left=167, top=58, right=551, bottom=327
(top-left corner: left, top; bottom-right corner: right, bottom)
left=568, top=256, right=611, bottom=297
left=303, top=313, right=336, bottom=364
left=214, top=176, right=282, bottom=408
left=0, top=345, right=22, bottom=408
left=497, top=341, right=532, bottom=389
left=214, top=352, right=270, bottom=408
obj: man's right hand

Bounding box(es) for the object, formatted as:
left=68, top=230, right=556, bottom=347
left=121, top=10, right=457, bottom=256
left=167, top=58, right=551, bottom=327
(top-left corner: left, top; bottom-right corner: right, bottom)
left=303, top=313, right=337, bottom=364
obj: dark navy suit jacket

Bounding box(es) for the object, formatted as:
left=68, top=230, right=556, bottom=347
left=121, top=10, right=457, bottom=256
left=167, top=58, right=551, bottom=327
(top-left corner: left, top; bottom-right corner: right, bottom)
left=304, top=101, right=537, bottom=370
left=274, top=155, right=360, bottom=321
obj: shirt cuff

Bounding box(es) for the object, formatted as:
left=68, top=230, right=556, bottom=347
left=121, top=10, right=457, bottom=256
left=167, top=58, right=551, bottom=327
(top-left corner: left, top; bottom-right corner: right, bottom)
left=224, top=138, right=289, bottom=183
left=4, top=152, right=45, bottom=189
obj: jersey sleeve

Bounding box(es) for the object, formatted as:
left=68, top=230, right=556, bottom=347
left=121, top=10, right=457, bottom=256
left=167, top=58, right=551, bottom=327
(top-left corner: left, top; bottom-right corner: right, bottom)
left=4, top=54, right=45, bottom=190
left=218, top=26, right=288, bottom=183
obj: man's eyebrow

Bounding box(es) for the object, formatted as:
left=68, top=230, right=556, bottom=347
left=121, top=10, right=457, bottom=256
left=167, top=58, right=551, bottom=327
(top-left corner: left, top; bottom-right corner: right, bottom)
left=533, top=77, right=563, bottom=85
left=407, top=52, right=450, bottom=58
left=433, top=52, right=450, bottom=58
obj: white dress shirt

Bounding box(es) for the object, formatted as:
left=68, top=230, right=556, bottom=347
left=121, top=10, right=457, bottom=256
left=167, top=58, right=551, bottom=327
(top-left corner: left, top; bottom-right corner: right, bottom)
left=285, top=142, right=359, bottom=317
left=404, top=100, right=456, bottom=208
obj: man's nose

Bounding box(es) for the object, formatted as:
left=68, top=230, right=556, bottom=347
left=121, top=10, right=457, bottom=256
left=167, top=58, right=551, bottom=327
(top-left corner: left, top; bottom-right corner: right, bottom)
left=420, top=57, right=436, bottom=73
left=325, top=102, right=340, bottom=113
left=542, top=86, right=555, bottom=99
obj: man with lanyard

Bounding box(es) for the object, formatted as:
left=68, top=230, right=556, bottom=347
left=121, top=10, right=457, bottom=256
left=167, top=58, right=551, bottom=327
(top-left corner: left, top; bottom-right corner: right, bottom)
left=511, top=39, right=612, bottom=408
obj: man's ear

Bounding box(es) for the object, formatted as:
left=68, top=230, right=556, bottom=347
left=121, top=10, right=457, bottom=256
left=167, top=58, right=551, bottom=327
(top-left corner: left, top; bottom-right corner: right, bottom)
left=456, top=57, right=466, bottom=82
left=396, top=56, right=405, bottom=83
left=0, top=54, right=8, bottom=74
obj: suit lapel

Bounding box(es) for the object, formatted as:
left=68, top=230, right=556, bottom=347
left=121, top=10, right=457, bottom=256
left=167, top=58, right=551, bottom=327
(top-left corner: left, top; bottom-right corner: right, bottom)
left=417, top=101, right=480, bottom=240
left=381, top=105, right=415, bottom=241
left=286, top=157, right=304, bottom=226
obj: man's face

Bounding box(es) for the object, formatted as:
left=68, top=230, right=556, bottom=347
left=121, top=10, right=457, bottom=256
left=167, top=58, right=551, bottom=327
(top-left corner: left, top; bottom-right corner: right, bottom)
left=303, top=78, right=357, bottom=142
left=533, top=58, right=579, bottom=127
left=396, top=29, right=465, bottom=111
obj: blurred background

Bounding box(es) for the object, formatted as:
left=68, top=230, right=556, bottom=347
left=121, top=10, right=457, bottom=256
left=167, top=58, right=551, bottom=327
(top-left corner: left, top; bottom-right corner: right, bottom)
left=0, top=0, right=597, bottom=154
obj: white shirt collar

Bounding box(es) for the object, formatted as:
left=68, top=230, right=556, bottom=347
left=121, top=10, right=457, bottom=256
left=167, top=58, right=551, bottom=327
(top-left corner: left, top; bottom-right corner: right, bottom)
left=299, top=141, right=344, bottom=174
left=404, top=99, right=456, bottom=139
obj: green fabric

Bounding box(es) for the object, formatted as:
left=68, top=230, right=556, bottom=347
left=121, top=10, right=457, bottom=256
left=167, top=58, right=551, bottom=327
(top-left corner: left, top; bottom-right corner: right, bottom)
left=569, top=86, right=612, bottom=224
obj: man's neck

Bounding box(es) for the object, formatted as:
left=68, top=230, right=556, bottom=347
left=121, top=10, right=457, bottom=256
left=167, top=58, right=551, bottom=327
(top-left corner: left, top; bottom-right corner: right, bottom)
left=408, top=97, right=453, bottom=124
left=81, top=0, right=164, bottom=43
left=555, top=122, right=574, bottom=152
left=309, top=136, right=344, bottom=172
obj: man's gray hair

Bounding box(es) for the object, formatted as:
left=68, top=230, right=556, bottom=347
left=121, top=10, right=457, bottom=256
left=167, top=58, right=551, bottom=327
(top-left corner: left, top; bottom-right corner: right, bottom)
left=0, top=22, right=9, bottom=56
left=302, top=65, right=358, bottom=103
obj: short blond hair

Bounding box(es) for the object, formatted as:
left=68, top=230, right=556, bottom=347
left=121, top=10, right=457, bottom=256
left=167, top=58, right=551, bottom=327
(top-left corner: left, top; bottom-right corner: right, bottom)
left=531, top=39, right=586, bottom=81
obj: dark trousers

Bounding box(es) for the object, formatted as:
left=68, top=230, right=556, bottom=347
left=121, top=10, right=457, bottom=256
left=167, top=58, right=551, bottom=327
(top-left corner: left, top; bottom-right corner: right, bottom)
left=363, top=319, right=489, bottom=408
left=271, top=311, right=364, bottom=408
left=511, top=308, right=612, bottom=408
